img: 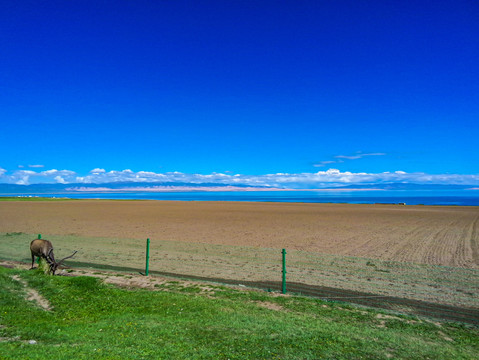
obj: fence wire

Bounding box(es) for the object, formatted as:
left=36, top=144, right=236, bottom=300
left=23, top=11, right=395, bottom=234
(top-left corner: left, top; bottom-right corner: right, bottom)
left=1, top=232, right=478, bottom=325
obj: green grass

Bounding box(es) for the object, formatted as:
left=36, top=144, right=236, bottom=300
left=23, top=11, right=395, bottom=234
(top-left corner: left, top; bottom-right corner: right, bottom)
left=0, top=267, right=478, bottom=359
left=0, top=197, right=145, bottom=201
left=0, top=197, right=76, bottom=201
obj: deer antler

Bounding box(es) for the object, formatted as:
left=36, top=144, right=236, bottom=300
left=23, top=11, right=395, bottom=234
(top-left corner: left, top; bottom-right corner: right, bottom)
left=46, top=248, right=55, bottom=266
left=57, top=251, right=78, bottom=266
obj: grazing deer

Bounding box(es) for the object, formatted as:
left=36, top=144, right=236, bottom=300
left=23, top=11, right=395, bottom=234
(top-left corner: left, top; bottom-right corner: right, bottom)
left=30, top=239, right=77, bottom=275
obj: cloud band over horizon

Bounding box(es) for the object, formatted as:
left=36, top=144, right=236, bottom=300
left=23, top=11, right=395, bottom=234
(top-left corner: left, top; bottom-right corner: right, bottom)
left=1, top=167, right=478, bottom=188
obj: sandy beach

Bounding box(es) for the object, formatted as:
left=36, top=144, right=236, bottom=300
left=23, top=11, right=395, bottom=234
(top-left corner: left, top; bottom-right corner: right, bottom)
left=1, top=200, right=478, bottom=269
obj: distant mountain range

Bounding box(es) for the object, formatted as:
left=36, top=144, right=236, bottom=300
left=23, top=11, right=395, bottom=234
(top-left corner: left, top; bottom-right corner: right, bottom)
left=0, top=181, right=477, bottom=195
left=0, top=182, right=266, bottom=194
left=327, top=183, right=477, bottom=191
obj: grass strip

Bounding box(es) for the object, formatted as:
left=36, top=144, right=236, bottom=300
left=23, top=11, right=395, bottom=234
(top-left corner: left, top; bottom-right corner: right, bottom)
left=0, top=266, right=478, bottom=359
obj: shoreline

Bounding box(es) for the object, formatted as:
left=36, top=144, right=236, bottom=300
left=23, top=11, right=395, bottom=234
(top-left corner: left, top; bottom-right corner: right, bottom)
left=1, top=193, right=478, bottom=207
left=1, top=197, right=477, bottom=209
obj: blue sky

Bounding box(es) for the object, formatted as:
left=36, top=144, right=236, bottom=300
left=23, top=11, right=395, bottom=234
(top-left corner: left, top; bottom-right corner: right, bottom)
left=1, top=1, right=478, bottom=187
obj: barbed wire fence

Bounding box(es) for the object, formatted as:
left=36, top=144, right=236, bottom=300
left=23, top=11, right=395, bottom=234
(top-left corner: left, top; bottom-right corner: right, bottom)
left=1, top=232, right=478, bottom=326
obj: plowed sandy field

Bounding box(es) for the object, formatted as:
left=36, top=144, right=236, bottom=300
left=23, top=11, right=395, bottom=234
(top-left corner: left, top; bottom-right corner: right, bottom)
left=1, top=200, right=478, bottom=269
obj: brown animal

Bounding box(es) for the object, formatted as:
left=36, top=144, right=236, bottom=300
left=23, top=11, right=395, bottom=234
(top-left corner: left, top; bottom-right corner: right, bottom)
left=30, top=239, right=77, bottom=275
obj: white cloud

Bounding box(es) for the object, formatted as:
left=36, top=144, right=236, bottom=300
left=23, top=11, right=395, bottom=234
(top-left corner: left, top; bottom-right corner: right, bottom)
left=42, top=169, right=60, bottom=175
left=16, top=176, right=30, bottom=185
left=0, top=169, right=77, bottom=185
left=314, top=152, right=386, bottom=167
left=11, top=170, right=37, bottom=185
left=0, top=166, right=479, bottom=188
left=54, top=176, right=67, bottom=184
left=17, top=170, right=37, bottom=176
left=313, top=161, right=336, bottom=167
left=41, top=169, right=76, bottom=177
left=335, top=155, right=362, bottom=160
left=335, top=152, right=386, bottom=160
left=28, top=164, right=45, bottom=168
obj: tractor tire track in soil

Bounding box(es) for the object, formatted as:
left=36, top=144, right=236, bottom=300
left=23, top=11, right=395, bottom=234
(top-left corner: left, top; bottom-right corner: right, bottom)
left=3, top=201, right=478, bottom=268
left=470, top=216, right=479, bottom=266
left=65, top=260, right=479, bottom=327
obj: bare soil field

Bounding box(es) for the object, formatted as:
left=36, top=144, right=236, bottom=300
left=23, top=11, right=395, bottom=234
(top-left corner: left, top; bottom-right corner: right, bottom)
left=1, top=200, right=478, bottom=314
left=1, top=200, right=478, bottom=268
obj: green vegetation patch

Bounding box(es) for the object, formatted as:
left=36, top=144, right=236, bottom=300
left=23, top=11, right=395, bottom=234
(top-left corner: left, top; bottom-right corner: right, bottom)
left=0, top=197, right=144, bottom=202
left=0, top=266, right=478, bottom=359
left=0, top=197, right=75, bottom=201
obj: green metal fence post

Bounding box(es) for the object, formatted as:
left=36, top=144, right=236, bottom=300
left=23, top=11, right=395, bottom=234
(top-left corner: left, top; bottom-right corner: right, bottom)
left=145, top=238, right=150, bottom=276
left=282, top=248, right=287, bottom=294
left=36, top=234, right=42, bottom=264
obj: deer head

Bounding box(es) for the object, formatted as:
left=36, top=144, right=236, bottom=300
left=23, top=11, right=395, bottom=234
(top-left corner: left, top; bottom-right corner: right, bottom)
left=49, top=250, right=78, bottom=275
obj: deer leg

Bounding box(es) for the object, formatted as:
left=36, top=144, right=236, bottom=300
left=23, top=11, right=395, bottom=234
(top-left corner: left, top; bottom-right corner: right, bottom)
left=30, top=252, right=36, bottom=269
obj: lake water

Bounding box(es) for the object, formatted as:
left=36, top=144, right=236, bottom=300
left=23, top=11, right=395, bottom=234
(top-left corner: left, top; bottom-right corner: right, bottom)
left=14, top=190, right=479, bottom=206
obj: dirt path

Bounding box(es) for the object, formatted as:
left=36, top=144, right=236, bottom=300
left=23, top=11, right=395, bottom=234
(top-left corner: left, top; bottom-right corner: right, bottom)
left=11, top=274, right=52, bottom=311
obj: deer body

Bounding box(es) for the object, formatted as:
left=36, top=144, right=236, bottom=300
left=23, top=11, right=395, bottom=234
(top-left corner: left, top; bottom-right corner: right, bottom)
left=30, top=239, right=77, bottom=275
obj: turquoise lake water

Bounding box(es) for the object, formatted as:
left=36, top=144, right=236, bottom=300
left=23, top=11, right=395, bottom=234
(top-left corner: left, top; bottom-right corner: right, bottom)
left=8, top=190, right=479, bottom=206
